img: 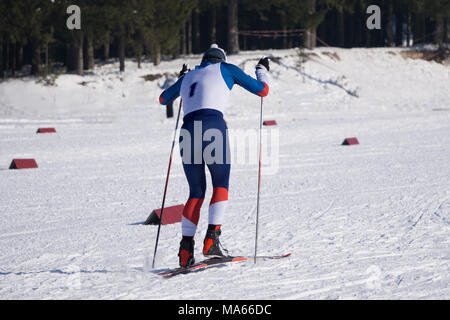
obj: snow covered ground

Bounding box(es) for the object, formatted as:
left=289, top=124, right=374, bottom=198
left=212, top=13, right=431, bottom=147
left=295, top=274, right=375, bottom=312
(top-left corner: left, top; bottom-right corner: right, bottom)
left=0, top=47, right=449, bottom=299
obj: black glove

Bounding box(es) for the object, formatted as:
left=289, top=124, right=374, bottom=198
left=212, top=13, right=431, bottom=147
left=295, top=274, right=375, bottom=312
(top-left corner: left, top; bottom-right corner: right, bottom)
left=178, top=64, right=190, bottom=78
left=256, top=57, right=270, bottom=72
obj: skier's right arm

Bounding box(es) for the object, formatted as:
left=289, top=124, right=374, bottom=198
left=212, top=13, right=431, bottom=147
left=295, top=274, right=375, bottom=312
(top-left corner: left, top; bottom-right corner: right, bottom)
left=159, top=64, right=190, bottom=105
left=159, top=77, right=183, bottom=105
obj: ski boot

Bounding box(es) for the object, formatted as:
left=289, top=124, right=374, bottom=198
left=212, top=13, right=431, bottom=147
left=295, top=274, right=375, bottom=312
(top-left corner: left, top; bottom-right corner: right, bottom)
left=203, top=225, right=228, bottom=257
left=178, top=237, right=195, bottom=268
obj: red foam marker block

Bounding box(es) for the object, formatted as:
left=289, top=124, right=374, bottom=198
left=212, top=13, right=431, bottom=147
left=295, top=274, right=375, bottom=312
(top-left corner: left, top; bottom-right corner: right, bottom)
left=144, top=204, right=184, bottom=225
left=342, top=137, right=359, bottom=145
left=37, top=128, right=56, bottom=133
left=263, top=120, right=277, bottom=126
left=9, top=159, right=38, bottom=169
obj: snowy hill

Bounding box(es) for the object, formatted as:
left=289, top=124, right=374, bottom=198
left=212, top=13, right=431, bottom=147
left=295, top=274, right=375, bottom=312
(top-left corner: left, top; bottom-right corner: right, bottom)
left=0, top=47, right=449, bottom=299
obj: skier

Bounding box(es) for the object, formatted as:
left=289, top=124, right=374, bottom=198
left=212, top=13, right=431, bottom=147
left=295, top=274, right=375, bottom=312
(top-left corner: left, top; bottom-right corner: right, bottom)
left=159, top=44, right=270, bottom=267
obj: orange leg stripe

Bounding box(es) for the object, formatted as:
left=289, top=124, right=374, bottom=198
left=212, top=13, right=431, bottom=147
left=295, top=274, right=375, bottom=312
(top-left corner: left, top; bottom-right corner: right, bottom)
left=210, top=187, right=228, bottom=206
left=183, top=198, right=204, bottom=225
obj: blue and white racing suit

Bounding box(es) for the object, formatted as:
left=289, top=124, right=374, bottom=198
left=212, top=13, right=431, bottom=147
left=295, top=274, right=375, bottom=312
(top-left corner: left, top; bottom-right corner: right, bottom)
left=159, top=61, right=269, bottom=236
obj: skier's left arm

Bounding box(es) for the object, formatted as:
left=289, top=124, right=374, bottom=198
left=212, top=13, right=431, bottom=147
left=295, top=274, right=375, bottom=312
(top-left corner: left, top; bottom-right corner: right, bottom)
left=220, top=57, right=270, bottom=97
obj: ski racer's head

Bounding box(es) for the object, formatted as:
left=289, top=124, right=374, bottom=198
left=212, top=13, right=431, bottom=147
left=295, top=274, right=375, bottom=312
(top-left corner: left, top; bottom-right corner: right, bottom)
left=201, top=44, right=227, bottom=64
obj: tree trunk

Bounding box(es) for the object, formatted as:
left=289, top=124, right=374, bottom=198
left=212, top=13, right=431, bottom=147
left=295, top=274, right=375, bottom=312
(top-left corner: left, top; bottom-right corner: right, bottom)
left=172, top=45, right=180, bottom=60
left=444, top=17, right=448, bottom=44
left=354, top=6, right=362, bottom=47
left=395, top=12, right=403, bottom=46
left=434, top=16, right=444, bottom=46
left=425, top=17, right=434, bottom=43
left=280, top=12, right=288, bottom=49
left=345, top=11, right=353, bottom=47
left=365, top=24, right=371, bottom=47
left=153, top=42, right=161, bottom=66
left=305, top=29, right=317, bottom=49
left=66, top=39, right=77, bottom=72
left=227, top=0, right=239, bottom=54
left=31, top=37, right=41, bottom=75
left=413, top=13, right=425, bottom=45
left=119, top=34, right=125, bottom=72
left=193, top=8, right=200, bottom=53
left=337, top=9, right=344, bottom=47
left=4, top=37, right=11, bottom=74
left=210, top=5, right=217, bottom=44
left=406, top=12, right=412, bottom=46
left=11, top=42, right=16, bottom=76
left=386, top=1, right=394, bottom=46
left=4, top=40, right=9, bottom=74
left=66, top=41, right=72, bottom=71
left=305, top=0, right=316, bottom=49
left=104, top=32, right=110, bottom=60
left=83, top=36, right=88, bottom=69
left=84, top=33, right=94, bottom=70
left=187, top=16, right=192, bottom=54
left=137, top=53, right=142, bottom=68
left=181, top=23, right=187, bottom=55
left=138, top=30, right=145, bottom=68
left=288, top=36, right=293, bottom=49
left=16, top=43, right=23, bottom=71
left=44, top=40, right=49, bottom=76
left=0, top=37, right=3, bottom=78
left=104, top=42, right=110, bottom=60
left=136, top=29, right=144, bottom=68
left=76, top=35, right=84, bottom=76
left=378, top=26, right=385, bottom=47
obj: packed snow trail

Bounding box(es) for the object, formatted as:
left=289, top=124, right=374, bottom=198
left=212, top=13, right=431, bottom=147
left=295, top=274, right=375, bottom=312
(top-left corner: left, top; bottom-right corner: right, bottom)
left=0, top=48, right=449, bottom=299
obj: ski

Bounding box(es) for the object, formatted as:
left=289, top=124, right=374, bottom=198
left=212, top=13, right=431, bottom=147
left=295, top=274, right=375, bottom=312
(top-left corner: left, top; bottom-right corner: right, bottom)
left=248, top=253, right=291, bottom=260
left=157, top=253, right=291, bottom=278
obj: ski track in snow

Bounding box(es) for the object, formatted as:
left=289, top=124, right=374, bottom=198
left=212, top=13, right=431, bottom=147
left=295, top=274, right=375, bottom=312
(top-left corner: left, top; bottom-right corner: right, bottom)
left=0, top=48, right=449, bottom=299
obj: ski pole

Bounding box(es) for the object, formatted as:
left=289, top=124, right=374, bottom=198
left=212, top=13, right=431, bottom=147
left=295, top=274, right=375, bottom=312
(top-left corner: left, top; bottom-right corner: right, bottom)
left=152, top=98, right=183, bottom=269
left=254, top=97, right=264, bottom=264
